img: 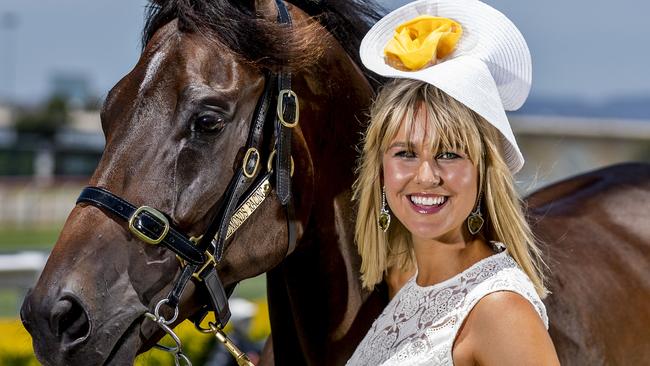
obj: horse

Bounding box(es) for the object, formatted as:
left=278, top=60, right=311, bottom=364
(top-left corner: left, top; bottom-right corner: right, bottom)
left=527, top=162, right=650, bottom=365
left=19, top=0, right=650, bottom=365
left=20, top=0, right=386, bottom=365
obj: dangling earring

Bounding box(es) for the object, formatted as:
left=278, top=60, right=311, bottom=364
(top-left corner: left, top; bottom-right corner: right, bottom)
left=467, top=198, right=484, bottom=235
left=378, top=187, right=391, bottom=232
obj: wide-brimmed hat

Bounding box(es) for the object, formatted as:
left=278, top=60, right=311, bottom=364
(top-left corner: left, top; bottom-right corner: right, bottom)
left=360, top=0, right=531, bottom=173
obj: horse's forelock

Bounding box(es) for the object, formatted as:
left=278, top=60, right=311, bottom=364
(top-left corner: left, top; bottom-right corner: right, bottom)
left=142, top=0, right=324, bottom=71
left=142, top=0, right=386, bottom=74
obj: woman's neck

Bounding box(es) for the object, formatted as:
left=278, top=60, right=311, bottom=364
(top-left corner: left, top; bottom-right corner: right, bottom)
left=412, top=235, right=494, bottom=287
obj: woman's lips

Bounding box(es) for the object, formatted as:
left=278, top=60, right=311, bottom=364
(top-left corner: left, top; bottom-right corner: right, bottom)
left=407, top=195, right=448, bottom=214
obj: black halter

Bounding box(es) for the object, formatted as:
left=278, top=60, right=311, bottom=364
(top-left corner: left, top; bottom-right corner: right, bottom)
left=76, top=0, right=297, bottom=330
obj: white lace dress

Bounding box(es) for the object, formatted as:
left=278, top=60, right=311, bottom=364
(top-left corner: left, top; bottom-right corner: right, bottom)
left=347, top=248, right=548, bottom=366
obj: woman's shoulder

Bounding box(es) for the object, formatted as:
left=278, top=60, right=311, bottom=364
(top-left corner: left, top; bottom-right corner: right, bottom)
left=462, top=252, right=548, bottom=328
left=455, top=290, right=559, bottom=365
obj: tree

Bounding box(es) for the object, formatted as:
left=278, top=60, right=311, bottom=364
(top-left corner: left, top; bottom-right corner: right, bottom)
left=14, top=95, right=70, bottom=139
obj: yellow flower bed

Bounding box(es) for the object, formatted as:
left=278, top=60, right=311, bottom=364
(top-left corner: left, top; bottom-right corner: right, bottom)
left=0, top=299, right=270, bottom=366
left=0, top=319, right=40, bottom=366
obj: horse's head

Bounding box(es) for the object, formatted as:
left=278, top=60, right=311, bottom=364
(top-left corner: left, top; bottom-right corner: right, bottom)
left=20, top=1, right=375, bottom=364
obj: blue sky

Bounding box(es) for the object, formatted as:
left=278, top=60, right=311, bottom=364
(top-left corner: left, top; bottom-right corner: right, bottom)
left=0, top=0, right=649, bottom=105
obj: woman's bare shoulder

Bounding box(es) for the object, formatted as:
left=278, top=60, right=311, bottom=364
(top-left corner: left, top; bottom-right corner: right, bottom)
left=455, top=291, right=560, bottom=366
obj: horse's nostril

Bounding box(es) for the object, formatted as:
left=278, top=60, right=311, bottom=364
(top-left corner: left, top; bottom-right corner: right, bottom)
left=50, top=296, right=91, bottom=347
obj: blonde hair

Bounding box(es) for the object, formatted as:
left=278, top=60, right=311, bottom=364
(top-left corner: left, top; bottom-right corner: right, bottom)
left=353, top=79, right=547, bottom=297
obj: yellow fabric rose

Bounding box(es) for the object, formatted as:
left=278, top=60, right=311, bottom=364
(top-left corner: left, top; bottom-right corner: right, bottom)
left=384, top=15, right=463, bottom=71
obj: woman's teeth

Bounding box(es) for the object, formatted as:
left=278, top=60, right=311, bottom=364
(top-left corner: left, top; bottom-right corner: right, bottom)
left=410, top=195, right=446, bottom=206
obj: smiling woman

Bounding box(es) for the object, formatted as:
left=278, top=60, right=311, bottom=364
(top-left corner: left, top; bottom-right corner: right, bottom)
left=348, top=0, right=561, bottom=364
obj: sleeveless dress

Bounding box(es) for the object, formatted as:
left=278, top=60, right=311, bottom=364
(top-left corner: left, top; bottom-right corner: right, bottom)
left=347, top=247, right=548, bottom=366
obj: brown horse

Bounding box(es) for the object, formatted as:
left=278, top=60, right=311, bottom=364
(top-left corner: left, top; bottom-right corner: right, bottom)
left=19, top=0, right=650, bottom=365
left=527, top=162, right=650, bottom=365
left=20, top=0, right=386, bottom=365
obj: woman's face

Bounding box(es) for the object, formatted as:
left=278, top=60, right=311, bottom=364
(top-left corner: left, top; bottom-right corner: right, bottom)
left=382, top=109, right=479, bottom=244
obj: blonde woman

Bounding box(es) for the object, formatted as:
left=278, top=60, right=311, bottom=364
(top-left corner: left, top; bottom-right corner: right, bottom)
left=348, top=0, right=560, bottom=365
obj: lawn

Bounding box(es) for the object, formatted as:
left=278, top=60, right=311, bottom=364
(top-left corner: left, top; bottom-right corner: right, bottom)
left=0, top=226, right=61, bottom=252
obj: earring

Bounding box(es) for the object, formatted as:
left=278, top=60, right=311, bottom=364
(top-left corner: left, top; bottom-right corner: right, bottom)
left=378, top=187, right=391, bottom=232
left=467, top=198, right=484, bottom=235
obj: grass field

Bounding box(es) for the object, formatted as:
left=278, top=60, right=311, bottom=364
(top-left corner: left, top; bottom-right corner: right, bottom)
left=0, top=226, right=61, bottom=252
left=0, top=226, right=60, bottom=317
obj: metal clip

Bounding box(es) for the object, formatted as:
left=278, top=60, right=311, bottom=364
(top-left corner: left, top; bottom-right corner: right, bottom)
left=144, top=299, right=191, bottom=366
left=210, top=323, right=255, bottom=366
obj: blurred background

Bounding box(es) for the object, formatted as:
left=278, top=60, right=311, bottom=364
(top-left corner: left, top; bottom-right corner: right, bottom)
left=0, top=0, right=648, bottom=364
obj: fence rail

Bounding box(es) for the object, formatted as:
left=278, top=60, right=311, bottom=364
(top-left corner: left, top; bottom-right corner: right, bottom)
left=0, top=251, right=48, bottom=288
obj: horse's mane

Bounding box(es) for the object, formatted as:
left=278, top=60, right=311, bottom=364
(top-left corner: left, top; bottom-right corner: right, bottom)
left=142, top=0, right=385, bottom=82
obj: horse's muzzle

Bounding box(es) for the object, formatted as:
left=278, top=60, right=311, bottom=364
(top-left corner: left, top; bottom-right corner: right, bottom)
left=21, top=290, right=92, bottom=362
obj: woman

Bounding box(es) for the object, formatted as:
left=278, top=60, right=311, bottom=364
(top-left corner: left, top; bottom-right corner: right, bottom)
left=348, top=0, right=560, bottom=364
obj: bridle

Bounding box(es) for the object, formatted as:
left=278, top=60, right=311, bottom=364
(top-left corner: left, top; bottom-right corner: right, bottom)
left=75, top=1, right=298, bottom=364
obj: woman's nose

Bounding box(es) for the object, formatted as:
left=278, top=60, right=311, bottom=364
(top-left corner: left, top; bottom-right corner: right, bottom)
left=414, top=160, right=440, bottom=186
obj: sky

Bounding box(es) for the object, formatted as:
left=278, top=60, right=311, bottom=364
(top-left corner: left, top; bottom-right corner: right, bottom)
left=0, top=0, right=649, bottom=105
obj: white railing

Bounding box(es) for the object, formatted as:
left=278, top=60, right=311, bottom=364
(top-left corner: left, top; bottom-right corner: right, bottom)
left=0, top=251, right=48, bottom=288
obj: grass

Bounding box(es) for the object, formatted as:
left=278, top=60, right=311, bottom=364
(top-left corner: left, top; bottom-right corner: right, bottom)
left=0, top=289, right=22, bottom=318
left=0, top=226, right=58, bottom=318
left=0, top=226, right=61, bottom=252
left=234, top=274, right=267, bottom=300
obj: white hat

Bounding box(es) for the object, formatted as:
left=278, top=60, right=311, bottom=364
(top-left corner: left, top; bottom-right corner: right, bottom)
left=360, top=0, right=531, bottom=173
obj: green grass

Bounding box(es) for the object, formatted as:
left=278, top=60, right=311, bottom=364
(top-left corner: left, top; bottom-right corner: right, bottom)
left=0, top=289, right=23, bottom=318
left=0, top=226, right=60, bottom=252
left=234, top=274, right=267, bottom=300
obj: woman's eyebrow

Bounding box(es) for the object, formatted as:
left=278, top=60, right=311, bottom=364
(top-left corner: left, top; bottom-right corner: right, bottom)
left=387, top=141, right=411, bottom=149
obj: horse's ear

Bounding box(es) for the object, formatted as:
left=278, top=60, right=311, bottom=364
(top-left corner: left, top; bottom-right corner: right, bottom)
left=239, top=0, right=278, bottom=20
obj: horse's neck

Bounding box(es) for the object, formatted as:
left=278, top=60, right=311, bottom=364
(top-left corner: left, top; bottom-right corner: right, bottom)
left=266, top=189, right=387, bottom=365
left=265, top=44, right=386, bottom=364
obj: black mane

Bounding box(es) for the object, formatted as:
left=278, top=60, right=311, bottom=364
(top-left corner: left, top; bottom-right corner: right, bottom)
left=142, top=0, right=385, bottom=78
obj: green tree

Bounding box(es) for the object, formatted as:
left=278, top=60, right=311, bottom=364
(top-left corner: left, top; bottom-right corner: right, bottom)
left=14, top=95, right=70, bottom=138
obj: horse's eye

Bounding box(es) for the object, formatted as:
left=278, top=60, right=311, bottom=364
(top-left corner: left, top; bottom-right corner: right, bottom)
left=191, top=112, right=226, bottom=133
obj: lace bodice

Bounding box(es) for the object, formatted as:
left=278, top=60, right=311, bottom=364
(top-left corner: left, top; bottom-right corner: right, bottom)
left=347, top=249, right=547, bottom=366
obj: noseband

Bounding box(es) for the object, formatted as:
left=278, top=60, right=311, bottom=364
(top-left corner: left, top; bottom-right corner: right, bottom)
left=75, top=1, right=298, bottom=364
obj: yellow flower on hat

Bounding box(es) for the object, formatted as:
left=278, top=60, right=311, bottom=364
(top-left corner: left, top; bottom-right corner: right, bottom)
left=384, top=15, right=463, bottom=71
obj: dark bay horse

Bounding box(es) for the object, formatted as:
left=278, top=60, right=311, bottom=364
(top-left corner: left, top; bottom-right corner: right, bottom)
left=21, top=0, right=385, bottom=365
left=527, top=162, right=650, bottom=365
left=19, top=0, right=650, bottom=365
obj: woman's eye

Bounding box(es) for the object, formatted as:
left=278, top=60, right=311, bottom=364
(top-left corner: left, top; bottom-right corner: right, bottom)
left=395, top=150, right=416, bottom=158
left=437, top=151, right=460, bottom=160
left=191, top=112, right=226, bottom=133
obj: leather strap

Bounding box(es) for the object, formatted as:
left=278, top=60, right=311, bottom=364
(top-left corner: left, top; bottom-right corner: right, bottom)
left=202, top=266, right=231, bottom=327
left=76, top=186, right=205, bottom=265
left=167, top=264, right=197, bottom=308
left=198, top=72, right=275, bottom=261
left=274, top=0, right=294, bottom=206
left=285, top=201, right=298, bottom=257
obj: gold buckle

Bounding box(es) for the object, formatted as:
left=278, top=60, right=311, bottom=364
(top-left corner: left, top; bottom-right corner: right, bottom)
left=242, top=147, right=260, bottom=179
left=267, top=149, right=294, bottom=177
left=128, top=206, right=170, bottom=245
left=277, top=89, right=299, bottom=128
left=193, top=250, right=217, bottom=281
